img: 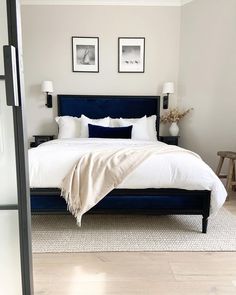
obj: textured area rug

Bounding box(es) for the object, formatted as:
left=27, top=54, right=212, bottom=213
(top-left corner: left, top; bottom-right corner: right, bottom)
left=31, top=208, right=236, bottom=252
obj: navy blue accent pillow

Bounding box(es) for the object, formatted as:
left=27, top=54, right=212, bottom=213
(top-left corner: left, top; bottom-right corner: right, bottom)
left=88, top=124, right=133, bottom=139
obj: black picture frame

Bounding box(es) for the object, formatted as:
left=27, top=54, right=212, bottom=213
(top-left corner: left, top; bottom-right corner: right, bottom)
left=72, top=36, right=99, bottom=73
left=118, top=37, right=145, bottom=73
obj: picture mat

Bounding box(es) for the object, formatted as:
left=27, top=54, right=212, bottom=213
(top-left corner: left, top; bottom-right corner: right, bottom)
left=72, top=37, right=98, bottom=72
left=119, top=38, right=145, bottom=72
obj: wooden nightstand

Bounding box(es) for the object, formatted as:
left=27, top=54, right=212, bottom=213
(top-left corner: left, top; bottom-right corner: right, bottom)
left=159, top=136, right=179, bottom=146
left=30, top=135, right=54, bottom=147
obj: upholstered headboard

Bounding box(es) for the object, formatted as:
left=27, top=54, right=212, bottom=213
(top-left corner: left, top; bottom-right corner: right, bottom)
left=57, top=95, right=160, bottom=137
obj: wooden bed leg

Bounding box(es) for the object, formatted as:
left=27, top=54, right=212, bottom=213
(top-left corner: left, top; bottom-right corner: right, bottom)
left=202, top=216, right=208, bottom=233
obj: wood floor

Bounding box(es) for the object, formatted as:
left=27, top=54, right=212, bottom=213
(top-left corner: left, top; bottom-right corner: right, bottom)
left=33, top=194, right=236, bottom=295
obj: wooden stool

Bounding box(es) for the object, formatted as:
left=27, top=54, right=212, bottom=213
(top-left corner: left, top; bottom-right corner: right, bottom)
left=216, top=151, right=236, bottom=195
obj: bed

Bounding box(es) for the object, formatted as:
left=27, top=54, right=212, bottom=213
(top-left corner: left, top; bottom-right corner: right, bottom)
left=30, top=95, right=227, bottom=233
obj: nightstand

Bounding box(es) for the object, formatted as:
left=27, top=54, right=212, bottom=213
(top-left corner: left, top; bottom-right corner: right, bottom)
left=159, top=136, right=179, bottom=146
left=30, top=135, right=54, bottom=147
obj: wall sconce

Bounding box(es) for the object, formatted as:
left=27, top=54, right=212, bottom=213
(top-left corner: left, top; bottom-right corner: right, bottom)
left=162, top=82, right=174, bottom=109
left=41, top=80, right=53, bottom=108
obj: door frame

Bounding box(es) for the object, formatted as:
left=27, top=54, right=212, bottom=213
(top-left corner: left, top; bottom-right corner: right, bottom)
left=1, top=0, right=34, bottom=294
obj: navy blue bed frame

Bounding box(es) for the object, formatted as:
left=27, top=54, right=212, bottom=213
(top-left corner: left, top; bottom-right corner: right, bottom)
left=30, top=94, right=211, bottom=233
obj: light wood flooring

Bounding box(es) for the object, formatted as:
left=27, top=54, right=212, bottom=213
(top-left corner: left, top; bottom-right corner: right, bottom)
left=33, top=193, right=236, bottom=295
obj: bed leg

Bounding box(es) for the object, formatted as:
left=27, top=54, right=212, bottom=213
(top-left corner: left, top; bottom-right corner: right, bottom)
left=202, top=216, right=208, bottom=233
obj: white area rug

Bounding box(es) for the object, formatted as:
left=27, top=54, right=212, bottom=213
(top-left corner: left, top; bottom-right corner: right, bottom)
left=31, top=208, right=236, bottom=252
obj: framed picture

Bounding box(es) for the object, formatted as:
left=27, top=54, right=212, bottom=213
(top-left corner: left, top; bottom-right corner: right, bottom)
left=118, top=37, right=145, bottom=73
left=72, top=37, right=99, bottom=72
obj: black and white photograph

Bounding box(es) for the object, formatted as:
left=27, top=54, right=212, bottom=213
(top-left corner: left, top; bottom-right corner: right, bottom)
left=72, top=37, right=99, bottom=72
left=118, top=37, right=145, bottom=73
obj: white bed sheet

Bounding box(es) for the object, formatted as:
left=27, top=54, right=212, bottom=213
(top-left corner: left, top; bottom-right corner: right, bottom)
left=28, top=138, right=227, bottom=215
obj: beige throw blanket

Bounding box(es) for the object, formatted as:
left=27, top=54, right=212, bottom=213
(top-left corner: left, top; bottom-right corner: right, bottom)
left=61, top=144, right=197, bottom=225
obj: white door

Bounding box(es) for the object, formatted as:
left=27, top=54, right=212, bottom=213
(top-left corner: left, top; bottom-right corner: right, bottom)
left=0, top=0, right=33, bottom=294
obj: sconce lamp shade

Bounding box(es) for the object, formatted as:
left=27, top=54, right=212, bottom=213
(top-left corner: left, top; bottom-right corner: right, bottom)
left=41, top=81, right=53, bottom=93
left=162, top=82, right=174, bottom=94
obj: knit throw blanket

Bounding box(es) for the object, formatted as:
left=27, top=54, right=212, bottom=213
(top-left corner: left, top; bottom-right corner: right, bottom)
left=61, top=144, right=198, bottom=226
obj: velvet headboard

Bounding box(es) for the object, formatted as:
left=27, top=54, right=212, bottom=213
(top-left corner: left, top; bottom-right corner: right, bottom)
left=57, top=95, right=160, bottom=137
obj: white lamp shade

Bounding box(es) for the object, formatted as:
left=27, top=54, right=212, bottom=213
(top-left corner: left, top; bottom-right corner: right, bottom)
left=41, top=81, right=53, bottom=93
left=162, top=82, right=174, bottom=94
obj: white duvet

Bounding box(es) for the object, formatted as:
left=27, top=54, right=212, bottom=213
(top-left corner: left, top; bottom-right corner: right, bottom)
left=28, top=138, right=227, bottom=215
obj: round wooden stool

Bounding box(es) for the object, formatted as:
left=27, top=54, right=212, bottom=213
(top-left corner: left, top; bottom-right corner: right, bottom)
left=216, top=151, right=236, bottom=194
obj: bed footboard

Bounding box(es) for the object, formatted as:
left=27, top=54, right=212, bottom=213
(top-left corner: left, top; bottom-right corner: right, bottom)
left=30, top=188, right=211, bottom=233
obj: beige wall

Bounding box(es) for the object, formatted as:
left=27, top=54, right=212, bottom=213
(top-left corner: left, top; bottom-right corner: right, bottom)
left=22, top=5, right=181, bottom=140
left=178, top=0, right=236, bottom=169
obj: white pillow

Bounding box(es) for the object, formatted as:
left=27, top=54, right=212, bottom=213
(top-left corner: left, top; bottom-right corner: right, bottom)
left=119, top=116, right=150, bottom=141
left=80, top=115, right=110, bottom=138
left=147, top=115, right=157, bottom=141
left=109, top=118, right=121, bottom=127
left=55, top=116, right=81, bottom=139
left=117, top=115, right=157, bottom=141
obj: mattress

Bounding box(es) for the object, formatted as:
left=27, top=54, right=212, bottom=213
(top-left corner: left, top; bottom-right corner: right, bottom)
left=28, top=138, right=227, bottom=215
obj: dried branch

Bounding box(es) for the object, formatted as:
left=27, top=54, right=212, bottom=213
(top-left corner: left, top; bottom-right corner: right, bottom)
left=161, top=108, right=193, bottom=123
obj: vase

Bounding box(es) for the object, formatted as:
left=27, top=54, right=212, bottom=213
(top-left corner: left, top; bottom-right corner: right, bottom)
left=169, top=122, right=179, bottom=136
